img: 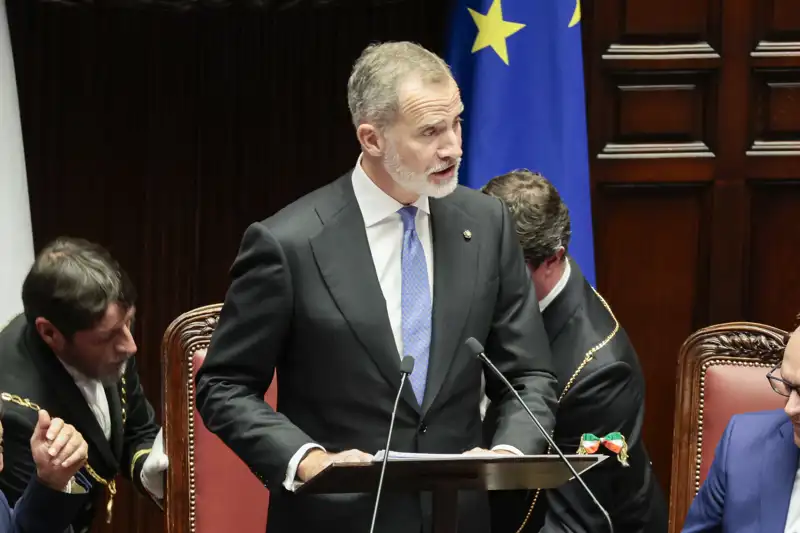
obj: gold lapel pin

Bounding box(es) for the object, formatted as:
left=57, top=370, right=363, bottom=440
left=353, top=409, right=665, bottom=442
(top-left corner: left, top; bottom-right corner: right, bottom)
left=463, top=230, right=472, bottom=241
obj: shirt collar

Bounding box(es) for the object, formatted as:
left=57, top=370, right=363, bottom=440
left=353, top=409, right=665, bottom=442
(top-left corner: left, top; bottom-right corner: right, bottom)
left=351, top=154, right=430, bottom=227
left=539, top=259, right=571, bottom=312
left=57, top=358, right=99, bottom=387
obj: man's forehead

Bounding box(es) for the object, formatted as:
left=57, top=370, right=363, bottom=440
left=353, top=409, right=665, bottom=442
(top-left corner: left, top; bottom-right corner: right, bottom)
left=397, top=79, right=462, bottom=123
left=94, top=303, right=136, bottom=332
left=786, top=328, right=800, bottom=365
left=779, top=328, right=800, bottom=377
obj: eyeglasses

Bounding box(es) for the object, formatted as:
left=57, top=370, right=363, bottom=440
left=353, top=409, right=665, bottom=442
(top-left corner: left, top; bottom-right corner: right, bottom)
left=767, top=365, right=800, bottom=397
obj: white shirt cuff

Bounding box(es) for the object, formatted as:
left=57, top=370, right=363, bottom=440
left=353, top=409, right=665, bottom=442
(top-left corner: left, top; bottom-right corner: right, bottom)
left=491, top=444, right=524, bottom=456
left=283, top=443, right=325, bottom=492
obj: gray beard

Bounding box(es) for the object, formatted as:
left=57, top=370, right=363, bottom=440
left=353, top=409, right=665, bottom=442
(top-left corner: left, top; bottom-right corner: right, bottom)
left=99, top=359, right=128, bottom=386
left=383, top=143, right=459, bottom=199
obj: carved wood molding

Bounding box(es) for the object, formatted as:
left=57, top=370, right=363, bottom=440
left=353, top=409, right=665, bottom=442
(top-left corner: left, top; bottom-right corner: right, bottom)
left=162, top=303, right=223, bottom=358
left=161, top=303, right=223, bottom=533
left=178, top=315, right=220, bottom=353
left=752, top=41, right=800, bottom=57
left=603, top=42, right=720, bottom=60
left=598, top=141, right=715, bottom=159
left=746, top=140, right=800, bottom=157
left=697, top=331, right=786, bottom=363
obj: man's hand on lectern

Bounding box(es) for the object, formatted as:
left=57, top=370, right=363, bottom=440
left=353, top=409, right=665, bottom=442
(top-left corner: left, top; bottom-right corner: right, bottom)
left=297, top=448, right=374, bottom=481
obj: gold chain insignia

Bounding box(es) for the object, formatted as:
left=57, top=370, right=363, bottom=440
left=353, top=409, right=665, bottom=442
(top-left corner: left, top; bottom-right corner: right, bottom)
left=0, top=379, right=129, bottom=524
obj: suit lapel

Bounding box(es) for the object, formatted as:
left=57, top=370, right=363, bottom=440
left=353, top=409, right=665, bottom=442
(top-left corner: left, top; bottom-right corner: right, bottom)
left=106, top=385, right=124, bottom=460
left=420, top=199, right=478, bottom=415
left=309, top=176, right=420, bottom=413
left=760, top=418, right=798, bottom=532
left=24, top=328, right=119, bottom=472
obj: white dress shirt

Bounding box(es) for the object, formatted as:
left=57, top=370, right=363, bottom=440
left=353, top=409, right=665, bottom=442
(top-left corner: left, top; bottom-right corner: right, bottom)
left=538, top=259, right=571, bottom=312
left=58, top=358, right=163, bottom=498
left=351, top=156, right=435, bottom=357
left=58, top=360, right=112, bottom=441
left=283, top=157, right=519, bottom=491
left=785, top=457, right=800, bottom=532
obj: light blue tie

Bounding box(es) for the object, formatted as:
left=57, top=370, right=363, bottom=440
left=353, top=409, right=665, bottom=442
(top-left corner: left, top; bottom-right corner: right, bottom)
left=398, top=206, right=431, bottom=406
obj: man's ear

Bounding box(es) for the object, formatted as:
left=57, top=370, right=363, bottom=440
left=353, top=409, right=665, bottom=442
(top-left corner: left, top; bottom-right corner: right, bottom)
left=357, top=123, right=385, bottom=157
left=542, top=253, right=561, bottom=271
left=34, top=317, right=66, bottom=352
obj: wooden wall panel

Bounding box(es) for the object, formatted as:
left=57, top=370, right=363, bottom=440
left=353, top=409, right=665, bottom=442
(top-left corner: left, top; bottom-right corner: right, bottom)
left=747, top=183, right=800, bottom=327
left=622, top=0, right=714, bottom=41
left=755, top=0, right=800, bottom=41
left=594, top=185, right=710, bottom=487
left=584, top=0, right=800, bottom=516
left=602, top=71, right=717, bottom=157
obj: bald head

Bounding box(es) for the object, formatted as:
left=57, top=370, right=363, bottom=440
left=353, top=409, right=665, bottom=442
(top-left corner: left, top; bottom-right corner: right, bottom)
left=783, top=327, right=800, bottom=377
left=781, top=327, right=800, bottom=446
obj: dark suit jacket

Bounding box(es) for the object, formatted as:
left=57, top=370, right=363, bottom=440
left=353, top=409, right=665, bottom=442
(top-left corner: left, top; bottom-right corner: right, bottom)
left=486, top=258, right=668, bottom=533
left=0, top=478, right=89, bottom=533
left=682, top=409, right=796, bottom=533
left=0, top=314, right=160, bottom=532
left=195, top=172, right=559, bottom=533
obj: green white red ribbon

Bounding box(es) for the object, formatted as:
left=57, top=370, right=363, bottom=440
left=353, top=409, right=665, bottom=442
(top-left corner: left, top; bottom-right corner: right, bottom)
left=577, top=432, right=630, bottom=467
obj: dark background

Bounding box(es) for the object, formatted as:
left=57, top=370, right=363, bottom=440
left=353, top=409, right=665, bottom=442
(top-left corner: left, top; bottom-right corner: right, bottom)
left=6, top=0, right=800, bottom=531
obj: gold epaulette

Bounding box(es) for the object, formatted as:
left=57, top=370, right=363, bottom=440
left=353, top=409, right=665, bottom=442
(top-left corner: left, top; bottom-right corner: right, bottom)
left=0, top=378, right=129, bottom=524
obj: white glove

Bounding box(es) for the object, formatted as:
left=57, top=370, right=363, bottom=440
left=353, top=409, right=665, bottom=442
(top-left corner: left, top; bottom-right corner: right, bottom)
left=140, top=428, right=168, bottom=500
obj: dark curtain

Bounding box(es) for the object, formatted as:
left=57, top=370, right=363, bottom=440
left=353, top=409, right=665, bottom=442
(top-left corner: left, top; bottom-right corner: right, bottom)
left=5, top=0, right=450, bottom=531
left=32, top=0, right=415, bottom=9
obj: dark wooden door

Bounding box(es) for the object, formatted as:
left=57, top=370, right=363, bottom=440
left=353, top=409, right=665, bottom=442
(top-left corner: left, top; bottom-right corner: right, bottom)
left=583, top=0, right=800, bottom=494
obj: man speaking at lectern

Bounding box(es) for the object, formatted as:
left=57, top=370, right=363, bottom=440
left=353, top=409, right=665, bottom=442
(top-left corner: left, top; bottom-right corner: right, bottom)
left=196, top=41, right=559, bottom=533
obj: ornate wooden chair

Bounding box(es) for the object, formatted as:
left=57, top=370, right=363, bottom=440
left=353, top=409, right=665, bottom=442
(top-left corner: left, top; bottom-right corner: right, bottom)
left=668, top=322, right=789, bottom=532
left=161, top=304, right=276, bottom=533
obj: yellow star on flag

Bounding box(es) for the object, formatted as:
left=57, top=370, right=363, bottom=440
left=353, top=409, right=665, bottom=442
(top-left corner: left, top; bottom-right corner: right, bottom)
left=468, top=0, right=526, bottom=66
left=569, top=0, right=581, bottom=28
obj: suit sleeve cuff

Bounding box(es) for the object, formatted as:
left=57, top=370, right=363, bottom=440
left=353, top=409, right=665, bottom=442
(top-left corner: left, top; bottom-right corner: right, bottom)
left=491, top=444, right=524, bottom=456
left=283, top=443, right=325, bottom=492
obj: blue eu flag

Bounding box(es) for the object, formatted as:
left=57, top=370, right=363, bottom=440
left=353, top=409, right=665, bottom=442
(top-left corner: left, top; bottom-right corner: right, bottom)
left=447, top=0, right=596, bottom=285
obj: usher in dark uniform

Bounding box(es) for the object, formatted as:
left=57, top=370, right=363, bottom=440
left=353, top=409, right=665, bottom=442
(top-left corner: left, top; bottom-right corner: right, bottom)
left=486, top=258, right=669, bottom=533
left=0, top=314, right=160, bottom=533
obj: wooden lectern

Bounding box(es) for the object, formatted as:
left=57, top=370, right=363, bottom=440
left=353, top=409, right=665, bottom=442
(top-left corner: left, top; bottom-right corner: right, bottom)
left=296, top=454, right=606, bottom=533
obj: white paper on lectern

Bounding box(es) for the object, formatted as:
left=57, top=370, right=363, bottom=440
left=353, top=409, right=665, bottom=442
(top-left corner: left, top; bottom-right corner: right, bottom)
left=372, top=450, right=503, bottom=462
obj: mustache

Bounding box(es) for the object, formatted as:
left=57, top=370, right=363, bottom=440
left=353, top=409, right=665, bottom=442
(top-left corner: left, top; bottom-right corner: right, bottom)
left=428, top=158, right=460, bottom=174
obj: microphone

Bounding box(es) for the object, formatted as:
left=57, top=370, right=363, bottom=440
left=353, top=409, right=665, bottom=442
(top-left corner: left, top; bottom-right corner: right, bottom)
left=465, top=337, right=614, bottom=533
left=369, top=355, right=415, bottom=533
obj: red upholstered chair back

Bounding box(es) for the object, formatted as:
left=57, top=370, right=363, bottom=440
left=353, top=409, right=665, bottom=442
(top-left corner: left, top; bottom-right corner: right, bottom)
left=668, top=322, right=789, bottom=533
left=162, top=304, right=277, bottom=533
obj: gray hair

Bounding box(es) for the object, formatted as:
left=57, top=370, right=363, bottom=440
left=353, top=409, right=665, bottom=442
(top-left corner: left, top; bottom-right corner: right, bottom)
left=482, top=169, right=572, bottom=268
left=347, top=41, right=453, bottom=131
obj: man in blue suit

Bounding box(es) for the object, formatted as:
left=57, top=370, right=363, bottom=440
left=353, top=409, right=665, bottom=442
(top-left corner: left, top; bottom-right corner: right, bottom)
left=682, top=325, right=800, bottom=532
left=1, top=397, right=91, bottom=533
